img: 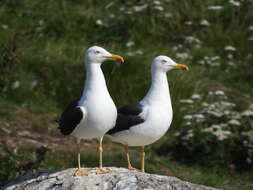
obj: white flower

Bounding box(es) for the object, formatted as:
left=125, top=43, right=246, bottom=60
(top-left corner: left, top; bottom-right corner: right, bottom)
left=185, top=121, right=191, bottom=126
left=227, top=54, right=234, bottom=59
left=185, top=21, right=193, bottom=25
left=193, top=114, right=205, bottom=123
left=132, top=4, right=148, bottom=12
left=224, top=110, right=230, bottom=115
left=185, top=36, right=195, bottom=43
left=195, top=44, right=201, bottom=49
left=154, top=6, right=164, bottom=11
left=225, top=46, right=236, bottom=51
left=215, top=130, right=231, bottom=141
left=200, top=19, right=210, bottom=26
left=228, top=119, right=241, bottom=126
left=204, top=124, right=231, bottom=141
left=194, top=114, right=205, bottom=119
left=176, top=53, right=189, bottom=59
left=207, top=110, right=223, bottom=117
left=220, top=123, right=228, bottom=128
left=211, top=62, right=220, bottom=67
left=182, top=129, right=194, bottom=140
left=179, top=99, right=194, bottom=104
left=184, top=115, right=193, bottom=120
left=203, top=128, right=213, bottom=133
left=215, top=90, right=225, bottom=96
left=125, top=10, right=133, bottom=14
left=228, top=61, right=235, bottom=66
left=191, top=94, right=201, bottom=100
left=243, top=140, right=248, bottom=146
left=198, top=60, right=205, bottom=65
left=213, top=124, right=222, bottom=130
left=185, top=36, right=201, bottom=44
left=248, top=37, right=253, bottom=41
left=211, top=56, right=220, bottom=61
left=105, top=2, right=114, bottom=9
left=241, top=110, right=253, bottom=117
left=231, top=112, right=241, bottom=119
left=172, top=44, right=183, bottom=51
left=2, top=25, right=8, bottom=30
left=248, top=26, right=253, bottom=31
left=202, top=102, right=209, bottom=107
left=96, top=19, right=103, bottom=26
left=126, top=41, right=135, bottom=47
left=246, top=158, right=252, bottom=164
left=208, top=6, right=223, bottom=10
left=164, top=12, right=172, bottom=18
left=135, top=50, right=143, bottom=55
left=31, top=80, right=38, bottom=89
left=11, top=81, right=20, bottom=89
left=109, top=14, right=115, bottom=18
left=209, top=104, right=215, bottom=109
left=229, top=0, right=240, bottom=7
left=219, top=101, right=235, bottom=108
left=174, top=132, right=180, bottom=137
left=153, top=0, right=161, bottom=5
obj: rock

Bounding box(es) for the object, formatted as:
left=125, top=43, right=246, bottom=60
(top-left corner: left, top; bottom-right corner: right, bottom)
left=1, top=167, right=220, bottom=190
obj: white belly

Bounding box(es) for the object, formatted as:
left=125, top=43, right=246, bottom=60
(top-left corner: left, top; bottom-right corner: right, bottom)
left=72, top=96, right=117, bottom=140
left=109, top=105, right=172, bottom=146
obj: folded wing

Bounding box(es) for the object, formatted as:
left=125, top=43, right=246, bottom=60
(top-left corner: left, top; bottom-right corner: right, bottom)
left=107, top=102, right=145, bottom=135
left=59, top=98, right=84, bottom=135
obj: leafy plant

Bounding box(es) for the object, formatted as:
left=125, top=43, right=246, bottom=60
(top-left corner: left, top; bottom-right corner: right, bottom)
left=157, top=90, right=253, bottom=171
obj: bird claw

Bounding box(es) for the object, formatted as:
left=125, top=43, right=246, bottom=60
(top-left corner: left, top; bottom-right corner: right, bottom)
left=96, top=168, right=111, bottom=174
left=73, top=169, right=90, bottom=176
left=128, top=166, right=140, bottom=171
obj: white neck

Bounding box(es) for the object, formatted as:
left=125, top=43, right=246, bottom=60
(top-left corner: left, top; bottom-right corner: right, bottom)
left=80, top=63, right=109, bottom=101
left=141, top=69, right=171, bottom=106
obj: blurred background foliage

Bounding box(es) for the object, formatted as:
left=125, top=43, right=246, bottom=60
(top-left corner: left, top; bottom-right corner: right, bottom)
left=1, top=0, right=253, bottom=189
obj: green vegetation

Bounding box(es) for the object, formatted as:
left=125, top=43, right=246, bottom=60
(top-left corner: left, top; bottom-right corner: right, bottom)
left=1, top=0, right=253, bottom=189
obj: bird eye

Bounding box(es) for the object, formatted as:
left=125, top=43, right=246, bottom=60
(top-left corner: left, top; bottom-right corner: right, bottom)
left=161, top=60, right=167, bottom=64
left=95, top=50, right=100, bottom=54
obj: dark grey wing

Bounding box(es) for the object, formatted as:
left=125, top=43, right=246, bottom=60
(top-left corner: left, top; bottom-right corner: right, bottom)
left=58, top=98, right=83, bottom=135
left=118, top=103, right=143, bottom=115
left=107, top=102, right=145, bottom=135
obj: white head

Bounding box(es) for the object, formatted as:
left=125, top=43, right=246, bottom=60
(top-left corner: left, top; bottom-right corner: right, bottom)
left=85, top=46, right=124, bottom=65
left=152, top=55, right=189, bottom=72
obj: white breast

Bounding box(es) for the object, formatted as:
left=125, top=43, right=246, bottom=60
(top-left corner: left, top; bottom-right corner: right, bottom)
left=72, top=95, right=117, bottom=139
left=109, top=102, right=172, bottom=147
left=130, top=103, right=172, bottom=146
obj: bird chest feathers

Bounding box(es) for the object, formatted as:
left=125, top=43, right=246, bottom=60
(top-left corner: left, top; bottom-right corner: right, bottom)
left=85, top=97, right=117, bottom=125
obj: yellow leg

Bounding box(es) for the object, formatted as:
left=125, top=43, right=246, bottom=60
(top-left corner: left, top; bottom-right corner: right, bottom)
left=124, top=145, right=138, bottom=171
left=74, top=143, right=89, bottom=176
left=78, top=150, right=81, bottom=169
left=141, top=146, right=145, bottom=173
left=96, top=136, right=108, bottom=174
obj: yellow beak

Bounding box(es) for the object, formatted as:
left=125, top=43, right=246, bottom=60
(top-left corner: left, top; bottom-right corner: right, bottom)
left=105, top=54, right=124, bottom=63
left=175, top=64, right=189, bottom=70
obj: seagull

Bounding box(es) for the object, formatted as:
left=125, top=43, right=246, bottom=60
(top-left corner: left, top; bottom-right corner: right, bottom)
left=58, top=46, right=124, bottom=176
left=106, top=55, right=188, bottom=172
